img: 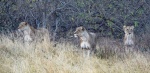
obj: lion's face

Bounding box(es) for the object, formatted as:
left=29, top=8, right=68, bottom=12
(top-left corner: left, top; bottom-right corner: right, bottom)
left=18, top=22, right=29, bottom=32
left=123, top=25, right=134, bottom=35
left=74, top=26, right=85, bottom=37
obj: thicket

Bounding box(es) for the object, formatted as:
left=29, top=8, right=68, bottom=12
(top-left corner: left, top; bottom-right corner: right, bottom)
left=0, top=0, right=150, bottom=38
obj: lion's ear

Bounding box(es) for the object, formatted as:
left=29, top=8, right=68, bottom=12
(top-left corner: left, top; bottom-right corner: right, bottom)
left=81, top=26, right=85, bottom=31
left=131, top=26, right=134, bottom=29
left=123, top=25, right=126, bottom=30
left=25, top=22, right=27, bottom=25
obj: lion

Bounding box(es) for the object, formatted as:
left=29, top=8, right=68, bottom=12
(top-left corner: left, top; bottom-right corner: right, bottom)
left=123, top=25, right=135, bottom=51
left=18, top=22, right=50, bottom=43
left=74, top=26, right=97, bottom=57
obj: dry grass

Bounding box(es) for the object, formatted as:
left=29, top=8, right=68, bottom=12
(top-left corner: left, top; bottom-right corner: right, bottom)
left=0, top=34, right=150, bottom=73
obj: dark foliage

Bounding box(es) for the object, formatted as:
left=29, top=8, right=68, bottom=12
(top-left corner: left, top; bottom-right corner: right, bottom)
left=0, top=0, right=150, bottom=39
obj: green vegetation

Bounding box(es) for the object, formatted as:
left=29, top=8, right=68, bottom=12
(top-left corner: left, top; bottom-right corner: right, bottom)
left=0, top=0, right=149, bottom=38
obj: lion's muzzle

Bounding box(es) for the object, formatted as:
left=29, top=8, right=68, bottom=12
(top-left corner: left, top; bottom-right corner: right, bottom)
left=18, top=29, right=21, bottom=32
left=74, top=34, right=78, bottom=38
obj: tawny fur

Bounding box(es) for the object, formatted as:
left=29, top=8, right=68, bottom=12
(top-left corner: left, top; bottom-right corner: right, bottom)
left=123, top=25, right=135, bottom=48
left=18, top=22, right=50, bottom=43
left=74, top=26, right=96, bottom=57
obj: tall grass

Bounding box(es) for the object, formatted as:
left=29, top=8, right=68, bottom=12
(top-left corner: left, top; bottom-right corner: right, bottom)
left=0, top=34, right=150, bottom=73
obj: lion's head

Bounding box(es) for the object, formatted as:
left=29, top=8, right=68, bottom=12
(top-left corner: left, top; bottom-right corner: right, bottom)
left=18, top=22, right=30, bottom=32
left=74, top=26, right=86, bottom=38
left=123, top=25, right=134, bottom=35
left=18, top=22, right=35, bottom=33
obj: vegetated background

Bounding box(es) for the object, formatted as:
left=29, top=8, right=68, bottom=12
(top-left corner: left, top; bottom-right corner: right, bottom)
left=0, top=0, right=150, bottom=47
left=0, top=1, right=150, bottom=73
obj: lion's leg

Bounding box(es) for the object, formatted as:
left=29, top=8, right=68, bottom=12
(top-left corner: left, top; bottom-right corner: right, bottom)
left=129, top=45, right=135, bottom=53
left=91, top=45, right=96, bottom=56
left=82, top=48, right=85, bottom=57
left=87, top=49, right=90, bottom=57
left=124, top=45, right=129, bottom=52
left=82, top=48, right=90, bottom=58
left=125, top=45, right=134, bottom=53
left=90, top=49, right=95, bottom=56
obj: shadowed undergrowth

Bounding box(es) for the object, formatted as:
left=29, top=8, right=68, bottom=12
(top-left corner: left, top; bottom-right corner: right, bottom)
left=0, top=34, right=150, bottom=73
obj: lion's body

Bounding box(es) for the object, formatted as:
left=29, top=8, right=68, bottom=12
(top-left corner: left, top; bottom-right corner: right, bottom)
left=74, top=26, right=96, bottom=57
left=124, top=33, right=134, bottom=46
left=123, top=25, right=135, bottom=46
left=18, top=22, right=50, bottom=43
left=123, top=25, right=135, bottom=51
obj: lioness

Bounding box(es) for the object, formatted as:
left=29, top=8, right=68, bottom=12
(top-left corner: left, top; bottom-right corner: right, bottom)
left=18, top=22, right=50, bottom=43
left=74, top=26, right=96, bottom=57
left=123, top=25, right=135, bottom=51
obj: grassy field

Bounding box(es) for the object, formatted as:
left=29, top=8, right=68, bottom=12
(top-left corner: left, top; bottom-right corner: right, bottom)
left=0, top=34, right=150, bottom=73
